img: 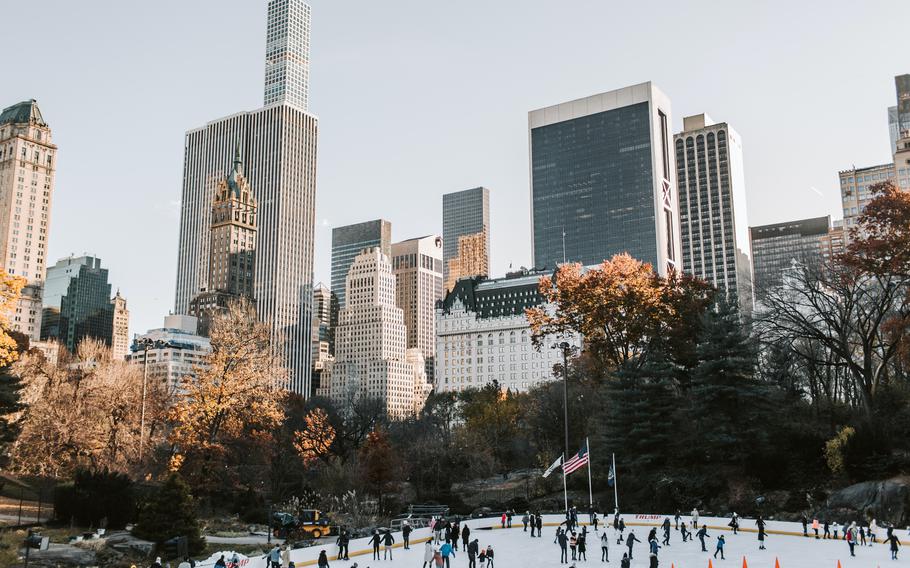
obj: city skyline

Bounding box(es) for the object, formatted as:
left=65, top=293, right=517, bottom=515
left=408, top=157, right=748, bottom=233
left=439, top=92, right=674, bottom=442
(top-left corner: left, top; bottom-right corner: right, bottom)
left=1, top=1, right=907, bottom=338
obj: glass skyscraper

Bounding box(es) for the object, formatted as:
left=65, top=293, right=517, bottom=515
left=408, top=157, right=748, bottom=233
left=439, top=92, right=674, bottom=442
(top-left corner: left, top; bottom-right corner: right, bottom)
left=264, top=0, right=311, bottom=111
left=528, top=82, right=680, bottom=275
left=442, top=187, right=490, bottom=291
left=41, top=255, right=114, bottom=352
left=749, top=216, right=831, bottom=297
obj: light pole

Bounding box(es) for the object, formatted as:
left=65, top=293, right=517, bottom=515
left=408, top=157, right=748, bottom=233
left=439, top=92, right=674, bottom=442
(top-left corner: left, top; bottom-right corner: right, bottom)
left=135, top=338, right=170, bottom=462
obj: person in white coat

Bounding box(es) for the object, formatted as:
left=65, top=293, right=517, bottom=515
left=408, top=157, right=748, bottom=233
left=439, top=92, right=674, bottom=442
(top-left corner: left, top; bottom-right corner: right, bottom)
left=423, top=540, right=435, bottom=568
left=870, top=519, right=879, bottom=545
left=691, top=508, right=699, bottom=529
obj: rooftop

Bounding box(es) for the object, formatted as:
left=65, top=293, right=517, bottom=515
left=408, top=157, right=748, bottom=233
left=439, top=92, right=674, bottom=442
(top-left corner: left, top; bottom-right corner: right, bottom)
left=0, top=99, right=46, bottom=127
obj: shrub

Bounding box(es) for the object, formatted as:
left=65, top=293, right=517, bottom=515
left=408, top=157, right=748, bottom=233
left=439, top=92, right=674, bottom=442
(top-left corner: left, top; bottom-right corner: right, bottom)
left=133, top=474, right=205, bottom=556
left=53, top=469, right=135, bottom=529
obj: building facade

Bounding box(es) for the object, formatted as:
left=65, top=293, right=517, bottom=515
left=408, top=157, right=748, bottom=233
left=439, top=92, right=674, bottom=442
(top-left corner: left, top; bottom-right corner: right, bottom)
left=311, top=282, right=333, bottom=392
left=111, top=291, right=129, bottom=360
left=391, top=235, right=443, bottom=380
left=127, top=315, right=212, bottom=393
left=749, top=216, right=831, bottom=297
left=675, top=114, right=753, bottom=313
left=316, top=248, right=430, bottom=418
left=174, top=0, right=318, bottom=395
left=264, top=0, right=311, bottom=111
left=839, top=163, right=896, bottom=230
left=42, top=256, right=118, bottom=353
left=0, top=100, right=57, bottom=340
left=529, top=82, right=680, bottom=275
left=435, top=269, right=581, bottom=393
left=188, top=148, right=258, bottom=336
left=442, top=187, right=490, bottom=292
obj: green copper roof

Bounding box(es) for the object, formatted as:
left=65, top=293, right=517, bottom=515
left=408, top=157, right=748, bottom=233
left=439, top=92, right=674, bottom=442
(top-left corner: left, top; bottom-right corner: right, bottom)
left=227, top=143, right=245, bottom=197
left=0, top=100, right=46, bottom=127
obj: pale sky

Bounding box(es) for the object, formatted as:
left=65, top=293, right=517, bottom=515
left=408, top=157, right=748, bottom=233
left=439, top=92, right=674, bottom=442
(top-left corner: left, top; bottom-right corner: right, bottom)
left=1, top=0, right=907, bottom=337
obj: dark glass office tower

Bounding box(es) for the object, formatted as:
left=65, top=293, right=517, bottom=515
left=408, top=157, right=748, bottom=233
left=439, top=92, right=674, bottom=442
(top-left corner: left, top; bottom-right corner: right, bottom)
left=749, top=216, right=831, bottom=296
left=528, top=82, right=680, bottom=275
left=442, top=187, right=490, bottom=291
left=41, top=255, right=114, bottom=352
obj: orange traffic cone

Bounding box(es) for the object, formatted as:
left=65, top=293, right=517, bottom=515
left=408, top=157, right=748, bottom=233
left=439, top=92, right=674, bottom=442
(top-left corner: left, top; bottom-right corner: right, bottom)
left=837, top=561, right=842, bottom=568
left=742, top=556, right=748, bottom=568
left=708, top=560, right=714, bottom=568
left=774, top=557, right=781, bottom=568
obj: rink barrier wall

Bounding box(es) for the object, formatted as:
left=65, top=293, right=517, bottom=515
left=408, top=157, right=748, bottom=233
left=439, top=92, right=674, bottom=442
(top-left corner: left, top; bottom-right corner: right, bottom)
left=286, top=517, right=821, bottom=567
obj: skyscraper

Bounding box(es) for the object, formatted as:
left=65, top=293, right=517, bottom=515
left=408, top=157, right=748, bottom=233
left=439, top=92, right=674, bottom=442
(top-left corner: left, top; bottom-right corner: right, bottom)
left=264, top=0, right=311, bottom=111
left=175, top=0, right=318, bottom=395
left=749, top=216, right=831, bottom=296
left=0, top=100, right=56, bottom=340
left=675, top=114, right=753, bottom=313
left=311, top=282, right=332, bottom=392
left=189, top=148, right=258, bottom=336
left=42, top=255, right=119, bottom=353
left=111, top=291, right=129, bottom=360
left=316, top=248, right=431, bottom=418
left=529, top=82, right=680, bottom=275
left=391, top=235, right=443, bottom=380
left=442, top=187, right=489, bottom=292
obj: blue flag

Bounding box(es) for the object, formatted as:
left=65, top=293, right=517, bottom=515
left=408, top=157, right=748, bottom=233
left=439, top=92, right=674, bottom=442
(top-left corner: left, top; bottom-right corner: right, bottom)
left=607, top=464, right=615, bottom=487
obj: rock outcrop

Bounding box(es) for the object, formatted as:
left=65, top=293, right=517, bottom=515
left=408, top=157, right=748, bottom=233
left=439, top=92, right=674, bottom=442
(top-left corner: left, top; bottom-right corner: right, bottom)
left=819, top=478, right=910, bottom=525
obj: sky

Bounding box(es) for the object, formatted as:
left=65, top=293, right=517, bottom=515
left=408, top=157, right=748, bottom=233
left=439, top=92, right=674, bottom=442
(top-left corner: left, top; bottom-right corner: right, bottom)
left=1, top=0, right=907, bottom=338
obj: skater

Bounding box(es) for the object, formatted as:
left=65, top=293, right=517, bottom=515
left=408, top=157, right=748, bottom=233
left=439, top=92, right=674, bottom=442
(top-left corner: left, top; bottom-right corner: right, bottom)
left=317, top=550, right=329, bottom=568
left=523, top=511, right=530, bottom=532
left=616, top=519, right=626, bottom=545
left=452, top=522, right=460, bottom=551
left=536, top=514, right=543, bottom=537
left=593, top=512, right=600, bottom=532
left=860, top=523, right=867, bottom=546
left=467, top=539, right=479, bottom=568
left=833, top=521, right=840, bottom=540
left=578, top=532, right=587, bottom=561
left=758, top=524, right=767, bottom=550
left=370, top=530, right=381, bottom=561
left=435, top=519, right=443, bottom=544
left=600, top=531, right=610, bottom=562
left=424, top=540, right=436, bottom=568
left=530, top=513, right=537, bottom=537
left=870, top=519, right=879, bottom=544
left=382, top=528, right=395, bottom=560
left=714, top=535, right=726, bottom=560
left=647, top=527, right=657, bottom=545
left=485, top=545, right=495, bottom=568
left=680, top=521, right=690, bottom=542
left=620, top=553, right=630, bottom=568
left=336, top=529, right=350, bottom=560
left=691, top=507, right=699, bottom=529
left=888, top=532, right=901, bottom=560
left=463, top=524, right=471, bottom=550
left=846, top=522, right=856, bottom=557
left=675, top=511, right=681, bottom=530
left=729, top=512, right=739, bottom=535
left=662, top=520, right=671, bottom=546
left=558, top=529, right=569, bottom=564
left=478, top=547, right=486, bottom=568
left=812, top=518, right=820, bottom=539
left=402, top=521, right=412, bottom=549
left=823, top=520, right=831, bottom=539
left=626, top=530, right=641, bottom=559
left=571, top=531, right=578, bottom=561
left=801, top=514, right=808, bottom=537
left=501, top=512, right=507, bottom=529
left=697, top=525, right=710, bottom=552
left=269, top=546, right=281, bottom=568
left=440, top=541, right=455, bottom=568
left=649, top=538, right=660, bottom=568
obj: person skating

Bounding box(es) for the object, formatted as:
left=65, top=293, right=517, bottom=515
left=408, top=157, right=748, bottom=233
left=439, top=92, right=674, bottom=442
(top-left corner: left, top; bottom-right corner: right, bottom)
left=680, top=521, right=690, bottom=543
left=846, top=522, right=856, bottom=557
left=801, top=514, right=808, bottom=537
left=860, top=523, right=867, bottom=546
left=269, top=545, right=281, bottom=568
left=833, top=521, right=840, bottom=540
left=530, top=513, right=537, bottom=537
left=662, top=521, right=671, bottom=546
left=691, top=507, right=699, bottom=529
left=647, top=527, right=657, bottom=545
left=593, top=512, right=599, bottom=532
left=467, top=539, right=479, bottom=568
left=648, top=538, right=660, bottom=568
left=697, top=525, right=710, bottom=552
left=423, top=540, right=436, bottom=568
left=758, top=523, right=767, bottom=550
left=317, top=550, right=329, bottom=568
left=812, top=518, right=820, bottom=539
left=823, top=520, right=831, bottom=539
left=452, top=522, right=460, bottom=551
left=523, top=511, right=530, bottom=532
left=382, top=528, right=395, bottom=560
left=536, top=514, right=543, bottom=537
left=578, top=532, right=587, bottom=562
left=600, top=531, right=610, bottom=562
left=626, top=530, right=641, bottom=559
left=463, top=524, right=471, bottom=550
left=213, top=556, right=225, bottom=568
left=501, top=512, right=507, bottom=529
left=620, top=553, right=630, bottom=568
left=616, top=519, right=626, bottom=545
left=434, top=519, right=443, bottom=544
left=507, top=510, right=513, bottom=528
left=336, top=528, right=350, bottom=560
left=558, top=529, right=569, bottom=564
left=440, top=540, right=455, bottom=568
left=729, top=512, right=739, bottom=535
left=570, top=531, right=578, bottom=561
left=402, top=521, right=412, bottom=550
left=870, top=519, right=879, bottom=544
left=714, top=534, right=726, bottom=560
left=370, top=530, right=381, bottom=561
left=478, top=547, right=487, bottom=568
left=888, top=532, right=901, bottom=560
left=675, top=511, right=681, bottom=530
left=484, top=545, right=495, bottom=568
left=433, top=547, right=444, bottom=568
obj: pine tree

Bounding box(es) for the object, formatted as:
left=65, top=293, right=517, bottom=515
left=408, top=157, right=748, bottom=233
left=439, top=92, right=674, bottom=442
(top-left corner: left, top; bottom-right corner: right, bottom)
left=690, top=300, right=774, bottom=467
left=134, top=474, right=205, bottom=555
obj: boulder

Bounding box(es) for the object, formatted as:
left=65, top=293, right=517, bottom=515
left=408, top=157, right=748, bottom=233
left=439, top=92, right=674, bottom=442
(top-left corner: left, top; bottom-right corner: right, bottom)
left=819, top=478, right=910, bottom=525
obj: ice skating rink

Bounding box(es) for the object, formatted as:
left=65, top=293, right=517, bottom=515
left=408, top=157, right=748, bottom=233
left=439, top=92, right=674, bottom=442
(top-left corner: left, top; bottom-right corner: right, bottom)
left=200, top=514, right=904, bottom=568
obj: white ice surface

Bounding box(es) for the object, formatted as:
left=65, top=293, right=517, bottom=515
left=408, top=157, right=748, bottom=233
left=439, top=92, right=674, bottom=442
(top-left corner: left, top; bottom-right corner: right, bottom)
left=199, top=514, right=906, bottom=568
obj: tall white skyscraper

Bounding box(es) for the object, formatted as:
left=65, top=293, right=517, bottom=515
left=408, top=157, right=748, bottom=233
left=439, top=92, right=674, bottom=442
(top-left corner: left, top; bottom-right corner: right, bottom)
left=675, top=114, right=753, bottom=313
left=391, top=235, right=443, bottom=380
left=175, top=1, right=318, bottom=395
left=264, top=0, right=311, bottom=111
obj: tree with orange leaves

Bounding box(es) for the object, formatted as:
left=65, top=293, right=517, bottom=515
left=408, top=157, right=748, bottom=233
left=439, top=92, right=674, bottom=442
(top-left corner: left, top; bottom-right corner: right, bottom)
left=293, top=407, right=336, bottom=467
left=527, top=253, right=713, bottom=373
left=0, top=271, right=25, bottom=368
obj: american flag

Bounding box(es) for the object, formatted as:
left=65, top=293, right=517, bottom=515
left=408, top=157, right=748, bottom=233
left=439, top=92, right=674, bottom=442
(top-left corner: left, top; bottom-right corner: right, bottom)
left=563, top=441, right=589, bottom=475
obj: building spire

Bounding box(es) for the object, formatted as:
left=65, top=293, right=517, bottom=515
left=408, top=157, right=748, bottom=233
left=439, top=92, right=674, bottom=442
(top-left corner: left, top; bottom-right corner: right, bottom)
left=227, top=142, right=244, bottom=197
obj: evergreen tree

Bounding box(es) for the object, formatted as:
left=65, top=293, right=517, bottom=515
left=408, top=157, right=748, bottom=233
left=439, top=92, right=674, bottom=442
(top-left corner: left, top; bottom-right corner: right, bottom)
left=690, top=300, right=774, bottom=467
left=134, top=474, right=205, bottom=555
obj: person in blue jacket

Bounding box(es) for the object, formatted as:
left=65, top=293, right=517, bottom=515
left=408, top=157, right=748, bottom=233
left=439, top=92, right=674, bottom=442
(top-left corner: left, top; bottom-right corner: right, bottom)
left=441, top=540, right=456, bottom=568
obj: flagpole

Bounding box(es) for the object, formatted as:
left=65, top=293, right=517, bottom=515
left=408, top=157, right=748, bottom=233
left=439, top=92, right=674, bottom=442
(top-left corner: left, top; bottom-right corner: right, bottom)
left=612, top=452, right=619, bottom=512
left=562, top=452, right=568, bottom=514
left=586, top=437, right=593, bottom=515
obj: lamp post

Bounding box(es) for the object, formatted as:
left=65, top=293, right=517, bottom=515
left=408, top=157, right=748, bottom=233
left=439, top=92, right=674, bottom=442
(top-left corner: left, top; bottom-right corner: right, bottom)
left=134, top=338, right=171, bottom=462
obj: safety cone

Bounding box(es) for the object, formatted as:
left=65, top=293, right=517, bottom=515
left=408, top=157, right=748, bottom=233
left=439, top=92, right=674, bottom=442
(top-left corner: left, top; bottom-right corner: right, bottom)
left=743, top=556, right=748, bottom=568
left=774, top=557, right=781, bottom=568
left=837, top=561, right=842, bottom=568
left=708, top=560, right=714, bottom=568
